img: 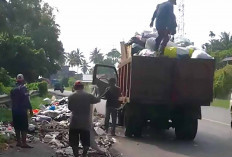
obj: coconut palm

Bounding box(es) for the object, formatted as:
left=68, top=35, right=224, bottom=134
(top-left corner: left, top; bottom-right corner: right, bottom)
left=89, top=48, right=104, bottom=64
left=80, top=60, right=90, bottom=74
left=67, top=48, right=84, bottom=72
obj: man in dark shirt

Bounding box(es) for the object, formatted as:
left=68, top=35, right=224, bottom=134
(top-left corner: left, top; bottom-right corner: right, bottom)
left=101, top=78, right=121, bottom=136
left=150, top=0, right=177, bottom=55
left=68, top=80, right=100, bottom=157
left=10, top=74, right=33, bottom=148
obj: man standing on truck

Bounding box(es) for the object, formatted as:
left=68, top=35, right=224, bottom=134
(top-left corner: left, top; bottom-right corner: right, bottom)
left=68, top=80, right=100, bottom=157
left=101, top=78, right=121, bottom=136
left=150, top=0, right=177, bottom=55
left=10, top=74, right=33, bottom=148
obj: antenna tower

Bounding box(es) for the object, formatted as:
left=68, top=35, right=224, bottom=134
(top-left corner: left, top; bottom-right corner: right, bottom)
left=177, top=0, right=185, bottom=36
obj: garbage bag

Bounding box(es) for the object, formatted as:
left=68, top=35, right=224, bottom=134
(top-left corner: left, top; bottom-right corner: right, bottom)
left=49, top=105, right=56, bottom=111
left=132, top=44, right=144, bottom=55
left=90, top=126, right=106, bottom=153
left=138, top=49, right=157, bottom=57
left=164, top=47, right=194, bottom=59
left=32, top=115, right=52, bottom=122
left=191, top=50, right=214, bottom=59
left=43, top=98, right=51, bottom=104
left=145, top=37, right=156, bottom=51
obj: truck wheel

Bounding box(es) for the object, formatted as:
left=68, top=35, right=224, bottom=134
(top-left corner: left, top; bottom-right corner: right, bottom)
left=175, top=118, right=198, bottom=140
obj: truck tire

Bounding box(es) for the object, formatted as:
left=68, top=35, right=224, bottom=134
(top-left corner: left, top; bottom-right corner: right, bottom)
left=124, top=114, right=133, bottom=137
left=124, top=104, right=143, bottom=138
left=175, top=118, right=198, bottom=140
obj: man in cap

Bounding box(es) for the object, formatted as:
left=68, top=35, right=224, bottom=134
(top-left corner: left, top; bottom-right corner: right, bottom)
left=10, top=74, right=33, bottom=148
left=101, top=78, right=121, bottom=136
left=150, top=0, right=177, bottom=55
left=68, top=80, right=100, bottom=157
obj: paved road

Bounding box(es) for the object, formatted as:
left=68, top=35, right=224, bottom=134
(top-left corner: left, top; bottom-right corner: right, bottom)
left=113, top=119, right=232, bottom=157
left=1, top=142, right=55, bottom=157
left=50, top=90, right=232, bottom=157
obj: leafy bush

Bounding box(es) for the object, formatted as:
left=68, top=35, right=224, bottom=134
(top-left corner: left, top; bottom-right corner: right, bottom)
left=214, top=65, right=232, bottom=98
left=0, top=68, right=15, bottom=87
left=68, top=77, right=76, bottom=87
left=0, top=83, right=4, bottom=95
left=0, top=83, right=12, bottom=95
left=38, top=81, right=48, bottom=96
left=61, top=77, right=69, bottom=87
left=26, top=82, right=39, bottom=90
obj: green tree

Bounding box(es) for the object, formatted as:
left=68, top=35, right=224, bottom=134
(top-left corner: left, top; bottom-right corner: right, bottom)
left=67, top=49, right=84, bottom=72
left=0, top=35, right=50, bottom=82
left=89, top=48, right=104, bottom=64
left=0, top=0, right=65, bottom=79
left=106, top=48, right=121, bottom=65
left=207, top=32, right=232, bottom=53
left=80, top=60, right=90, bottom=74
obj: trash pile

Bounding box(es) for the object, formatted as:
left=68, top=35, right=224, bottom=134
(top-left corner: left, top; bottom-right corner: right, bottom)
left=0, top=122, right=15, bottom=151
left=0, top=96, right=116, bottom=156
left=126, top=29, right=214, bottom=59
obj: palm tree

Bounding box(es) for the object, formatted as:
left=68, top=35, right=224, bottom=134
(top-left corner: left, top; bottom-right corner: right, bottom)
left=80, top=60, right=90, bottom=74
left=220, top=32, right=232, bottom=50
left=89, top=48, right=104, bottom=64
left=209, top=31, right=216, bottom=38
left=67, top=48, right=84, bottom=72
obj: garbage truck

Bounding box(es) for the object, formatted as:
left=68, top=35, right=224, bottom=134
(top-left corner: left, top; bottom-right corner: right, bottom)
left=92, top=42, right=215, bottom=140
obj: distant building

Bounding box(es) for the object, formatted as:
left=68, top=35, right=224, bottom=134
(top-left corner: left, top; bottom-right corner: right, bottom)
left=82, top=74, right=93, bottom=83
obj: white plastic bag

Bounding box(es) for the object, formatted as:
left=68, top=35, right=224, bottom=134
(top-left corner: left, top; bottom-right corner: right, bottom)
left=191, top=50, right=214, bottom=59
left=145, top=37, right=156, bottom=51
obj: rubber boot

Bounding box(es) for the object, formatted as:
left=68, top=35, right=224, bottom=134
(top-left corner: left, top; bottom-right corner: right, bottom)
left=72, top=146, right=79, bottom=157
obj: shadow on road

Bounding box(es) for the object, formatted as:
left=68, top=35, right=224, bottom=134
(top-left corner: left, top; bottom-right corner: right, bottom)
left=114, top=120, right=232, bottom=157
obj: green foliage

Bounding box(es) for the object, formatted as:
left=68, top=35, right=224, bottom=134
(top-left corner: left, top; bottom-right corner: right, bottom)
left=80, top=60, right=90, bottom=74
left=0, top=83, right=4, bottom=95
left=210, top=48, right=232, bottom=68
left=67, top=49, right=84, bottom=72
left=30, top=94, right=52, bottom=109
left=0, top=68, right=15, bottom=87
left=0, top=109, right=12, bottom=122
left=0, top=83, right=12, bottom=95
left=61, top=77, right=69, bottom=87
left=68, top=77, right=76, bottom=87
left=211, top=99, right=230, bottom=109
left=38, top=81, right=48, bottom=96
left=106, top=48, right=121, bottom=65
left=206, top=32, right=232, bottom=53
left=26, top=82, right=39, bottom=90
left=0, top=133, right=9, bottom=143
left=214, top=65, right=232, bottom=98
left=0, top=0, right=64, bottom=81
left=89, top=48, right=104, bottom=64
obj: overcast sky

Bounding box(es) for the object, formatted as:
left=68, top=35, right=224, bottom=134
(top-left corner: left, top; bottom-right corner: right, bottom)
left=45, top=0, right=232, bottom=60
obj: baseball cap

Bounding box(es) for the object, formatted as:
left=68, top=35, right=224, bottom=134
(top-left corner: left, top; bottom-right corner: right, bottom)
left=74, top=80, right=83, bottom=86
left=16, top=74, right=24, bottom=82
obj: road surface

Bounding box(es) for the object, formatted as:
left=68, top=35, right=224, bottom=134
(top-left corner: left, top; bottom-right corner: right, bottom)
left=50, top=90, right=232, bottom=157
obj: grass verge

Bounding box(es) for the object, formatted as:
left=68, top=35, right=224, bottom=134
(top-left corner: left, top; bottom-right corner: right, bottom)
left=211, top=99, right=230, bottom=109
left=0, top=108, right=12, bottom=122
left=30, top=93, right=52, bottom=109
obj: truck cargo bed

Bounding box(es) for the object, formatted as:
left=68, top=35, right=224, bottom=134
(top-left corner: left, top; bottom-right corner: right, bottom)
left=118, top=56, right=214, bottom=106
